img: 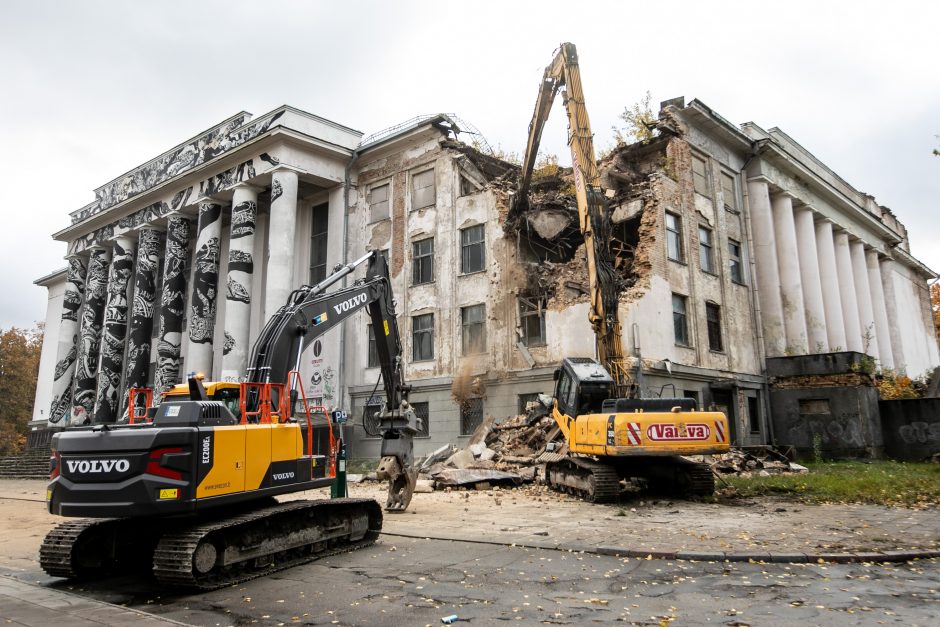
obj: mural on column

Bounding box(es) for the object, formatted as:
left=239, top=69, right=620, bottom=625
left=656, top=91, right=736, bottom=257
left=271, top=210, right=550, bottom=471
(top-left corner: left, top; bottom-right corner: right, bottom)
left=71, top=249, right=110, bottom=425
left=121, top=229, right=162, bottom=417
left=188, top=203, right=222, bottom=348
left=222, top=199, right=256, bottom=375
left=69, top=110, right=285, bottom=224
left=48, top=256, right=87, bottom=425
left=93, top=240, right=136, bottom=424
left=154, top=217, right=192, bottom=395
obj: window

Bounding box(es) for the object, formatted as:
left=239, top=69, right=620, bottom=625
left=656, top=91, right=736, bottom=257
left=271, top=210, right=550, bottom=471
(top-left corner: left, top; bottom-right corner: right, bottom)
left=309, top=202, right=329, bottom=284
left=672, top=293, right=689, bottom=346
left=369, top=183, right=389, bottom=222
left=518, top=393, right=541, bottom=414
left=698, top=226, right=714, bottom=274
left=720, top=172, right=737, bottom=211
left=683, top=390, right=700, bottom=410
left=460, top=224, right=486, bottom=274
left=747, top=396, right=761, bottom=434
left=665, top=212, right=683, bottom=262
left=412, top=238, right=434, bottom=285
left=705, top=302, right=723, bottom=351
left=459, top=397, right=484, bottom=436
left=412, top=313, right=434, bottom=361
left=411, top=401, right=430, bottom=437
left=461, top=304, right=486, bottom=355
left=692, top=155, right=709, bottom=196
left=729, top=239, right=745, bottom=284
left=518, top=296, right=546, bottom=346
left=412, top=169, right=435, bottom=210
left=367, top=325, right=379, bottom=368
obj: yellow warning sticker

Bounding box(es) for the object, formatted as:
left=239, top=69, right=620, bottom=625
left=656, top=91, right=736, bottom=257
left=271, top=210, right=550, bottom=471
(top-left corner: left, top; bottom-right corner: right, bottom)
left=46, top=489, right=52, bottom=502
left=384, top=320, right=390, bottom=336
left=159, top=488, right=179, bottom=500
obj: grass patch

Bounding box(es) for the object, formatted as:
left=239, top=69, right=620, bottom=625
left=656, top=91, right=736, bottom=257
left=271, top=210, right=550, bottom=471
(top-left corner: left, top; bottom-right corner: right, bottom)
left=723, top=460, right=940, bottom=508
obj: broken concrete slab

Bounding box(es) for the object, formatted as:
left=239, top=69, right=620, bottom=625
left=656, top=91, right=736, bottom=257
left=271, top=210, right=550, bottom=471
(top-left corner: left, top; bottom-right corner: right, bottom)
left=469, top=442, right=487, bottom=457
left=421, top=444, right=455, bottom=470
left=467, top=414, right=496, bottom=448
left=479, top=448, right=496, bottom=461
left=414, top=480, right=434, bottom=493
left=525, top=208, right=572, bottom=240
left=445, top=449, right=476, bottom=470
left=429, top=468, right=524, bottom=487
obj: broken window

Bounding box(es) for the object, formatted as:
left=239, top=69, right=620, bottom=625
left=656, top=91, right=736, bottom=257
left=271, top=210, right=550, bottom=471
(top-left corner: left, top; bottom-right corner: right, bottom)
left=518, top=296, right=546, bottom=346
left=698, top=226, right=715, bottom=274
left=309, top=202, right=329, bottom=284
left=460, top=173, right=479, bottom=197
left=461, top=224, right=485, bottom=274
left=665, top=212, right=684, bottom=262
left=412, top=238, right=434, bottom=285
left=729, top=239, right=745, bottom=284
left=799, top=399, right=831, bottom=415
left=461, top=304, right=486, bottom=355
left=411, top=401, right=430, bottom=437
left=683, top=390, right=700, bottom=409
left=706, top=301, right=723, bottom=352
left=672, top=293, right=689, bottom=346
left=747, top=396, right=761, bottom=434
left=412, top=313, right=434, bottom=361
left=460, top=397, right=484, bottom=436
left=367, top=324, right=378, bottom=368
left=721, top=172, right=738, bottom=212
left=411, top=169, right=435, bottom=210
left=369, top=183, right=389, bottom=222
left=692, top=155, right=709, bottom=197
left=518, top=393, right=541, bottom=414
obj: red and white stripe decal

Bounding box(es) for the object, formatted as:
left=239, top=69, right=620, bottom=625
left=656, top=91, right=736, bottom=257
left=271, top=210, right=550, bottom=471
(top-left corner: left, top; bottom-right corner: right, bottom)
left=627, top=422, right=642, bottom=446
left=714, top=420, right=726, bottom=443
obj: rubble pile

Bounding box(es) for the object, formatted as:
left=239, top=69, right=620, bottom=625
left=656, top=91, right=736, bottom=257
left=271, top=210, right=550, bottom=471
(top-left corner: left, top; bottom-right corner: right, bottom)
left=694, top=448, right=808, bottom=477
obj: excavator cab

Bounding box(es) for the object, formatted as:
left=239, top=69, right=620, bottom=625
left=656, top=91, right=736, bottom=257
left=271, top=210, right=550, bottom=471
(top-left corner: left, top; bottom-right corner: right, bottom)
left=553, top=358, right=613, bottom=417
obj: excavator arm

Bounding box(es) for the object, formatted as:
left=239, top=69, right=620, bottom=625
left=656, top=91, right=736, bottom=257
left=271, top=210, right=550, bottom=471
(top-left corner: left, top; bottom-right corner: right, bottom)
left=512, top=42, right=632, bottom=397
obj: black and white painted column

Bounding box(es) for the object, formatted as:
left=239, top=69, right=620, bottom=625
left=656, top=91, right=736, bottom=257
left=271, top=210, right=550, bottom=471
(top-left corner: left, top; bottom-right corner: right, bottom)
left=71, top=247, right=111, bottom=425
left=221, top=185, right=258, bottom=381
left=185, top=201, right=224, bottom=376
left=93, top=237, right=136, bottom=424
left=264, top=169, right=299, bottom=321
left=120, top=228, right=163, bottom=416
left=47, top=255, right=87, bottom=426
left=154, top=216, right=192, bottom=395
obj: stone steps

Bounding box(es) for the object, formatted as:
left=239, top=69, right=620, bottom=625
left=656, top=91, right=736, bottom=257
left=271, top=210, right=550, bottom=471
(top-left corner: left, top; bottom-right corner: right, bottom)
left=0, top=447, right=52, bottom=479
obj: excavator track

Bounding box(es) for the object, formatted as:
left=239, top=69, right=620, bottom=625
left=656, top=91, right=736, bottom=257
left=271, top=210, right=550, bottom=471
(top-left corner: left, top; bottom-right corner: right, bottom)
left=40, top=518, right=157, bottom=580
left=152, top=498, right=382, bottom=590
left=684, top=462, right=716, bottom=496
left=640, top=457, right=716, bottom=497
left=545, top=457, right=621, bottom=503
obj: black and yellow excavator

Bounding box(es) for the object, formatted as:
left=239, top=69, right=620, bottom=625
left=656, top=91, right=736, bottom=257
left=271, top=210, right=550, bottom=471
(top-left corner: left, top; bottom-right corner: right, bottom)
left=41, top=250, right=418, bottom=589
left=512, top=43, right=729, bottom=502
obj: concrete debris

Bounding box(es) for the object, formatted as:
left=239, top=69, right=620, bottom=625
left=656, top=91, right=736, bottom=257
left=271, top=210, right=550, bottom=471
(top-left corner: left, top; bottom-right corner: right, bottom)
left=420, top=444, right=456, bottom=470
left=444, top=448, right=476, bottom=470
left=693, top=447, right=808, bottom=476
left=427, top=468, right=523, bottom=488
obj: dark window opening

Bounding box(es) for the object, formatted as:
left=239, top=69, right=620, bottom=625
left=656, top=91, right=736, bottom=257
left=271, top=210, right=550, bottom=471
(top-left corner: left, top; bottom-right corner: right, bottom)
left=683, top=390, right=700, bottom=410
left=611, top=214, right=641, bottom=276
left=672, top=293, right=689, bottom=346
left=518, top=393, right=541, bottom=414
left=309, top=202, right=329, bottom=284
left=706, top=302, right=723, bottom=352
left=518, top=296, right=546, bottom=346
left=666, top=212, right=683, bottom=262
left=412, top=313, right=434, bottom=361
left=747, top=396, right=761, bottom=434
left=699, top=226, right=715, bottom=274
left=460, top=398, right=484, bottom=436
left=729, top=239, right=745, bottom=284
left=367, top=325, right=378, bottom=368
left=411, top=401, right=430, bottom=437
left=461, top=304, right=486, bottom=354
left=461, top=224, right=486, bottom=273
left=412, top=238, right=434, bottom=285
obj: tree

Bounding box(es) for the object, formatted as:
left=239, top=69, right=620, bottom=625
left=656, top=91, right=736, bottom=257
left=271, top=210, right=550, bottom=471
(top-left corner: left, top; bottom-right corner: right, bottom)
left=612, top=91, right=658, bottom=145
left=932, top=282, right=940, bottom=346
left=0, top=325, right=43, bottom=455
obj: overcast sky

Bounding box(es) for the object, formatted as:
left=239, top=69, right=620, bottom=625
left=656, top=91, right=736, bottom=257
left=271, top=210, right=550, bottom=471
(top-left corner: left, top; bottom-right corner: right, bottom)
left=1, top=0, right=937, bottom=330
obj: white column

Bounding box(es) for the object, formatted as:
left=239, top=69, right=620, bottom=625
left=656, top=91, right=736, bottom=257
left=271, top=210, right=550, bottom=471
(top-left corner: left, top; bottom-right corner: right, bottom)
left=866, top=250, right=894, bottom=370
left=746, top=179, right=786, bottom=356
left=833, top=230, right=862, bottom=352
left=264, top=169, right=299, bottom=322
left=772, top=194, right=808, bottom=353
left=793, top=207, right=828, bottom=352
left=879, top=259, right=905, bottom=371
left=185, top=201, right=224, bottom=376
left=849, top=240, right=878, bottom=360
left=814, top=220, right=846, bottom=351
left=221, top=185, right=260, bottom=381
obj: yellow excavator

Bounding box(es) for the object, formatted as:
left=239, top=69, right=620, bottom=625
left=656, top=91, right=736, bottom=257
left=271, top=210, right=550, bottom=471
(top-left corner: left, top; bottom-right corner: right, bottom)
left=511, top=42, right=729, bottom=502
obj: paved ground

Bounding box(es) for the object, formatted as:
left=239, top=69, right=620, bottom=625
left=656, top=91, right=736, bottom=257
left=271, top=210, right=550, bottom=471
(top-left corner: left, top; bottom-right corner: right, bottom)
left=0, top=479, right=938, bottom=625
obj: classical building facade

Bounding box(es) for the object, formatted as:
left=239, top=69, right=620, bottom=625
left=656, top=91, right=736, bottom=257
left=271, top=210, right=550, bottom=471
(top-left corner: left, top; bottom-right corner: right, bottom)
left=31, top=102, right=939, bottom=459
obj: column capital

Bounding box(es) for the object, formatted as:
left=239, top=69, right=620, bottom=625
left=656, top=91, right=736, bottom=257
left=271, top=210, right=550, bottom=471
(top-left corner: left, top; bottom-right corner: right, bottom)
left=233, top=183, right=265, bottom=194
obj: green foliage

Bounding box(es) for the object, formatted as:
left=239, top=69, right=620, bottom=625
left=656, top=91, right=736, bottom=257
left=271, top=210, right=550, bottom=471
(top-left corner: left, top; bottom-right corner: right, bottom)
left=0, top=325, right=43, bottom=455
left=726, top=461, right=940, bottom=507
left=812, top=433, right=824, bottom=464
left=876, top=368, right=925, bottom=400
left=612, top=91, right=657, bottom=145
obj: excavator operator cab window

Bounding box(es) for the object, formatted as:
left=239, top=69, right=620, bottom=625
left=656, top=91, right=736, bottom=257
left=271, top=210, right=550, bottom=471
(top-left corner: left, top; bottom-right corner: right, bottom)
left=213, top=388, right=241, bottom=420
left=555, top=369, right=573, bottom=416
left=578, top=382, right=611, bottom=415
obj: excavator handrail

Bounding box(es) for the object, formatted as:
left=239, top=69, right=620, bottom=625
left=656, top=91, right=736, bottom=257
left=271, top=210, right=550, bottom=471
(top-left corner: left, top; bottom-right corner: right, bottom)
left=127, top=387, right=153, bottom=424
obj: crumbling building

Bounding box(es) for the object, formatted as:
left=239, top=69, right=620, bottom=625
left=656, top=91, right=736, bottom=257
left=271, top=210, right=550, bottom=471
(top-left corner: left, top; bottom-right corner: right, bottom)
left=30, top=101, right=939, bottom=458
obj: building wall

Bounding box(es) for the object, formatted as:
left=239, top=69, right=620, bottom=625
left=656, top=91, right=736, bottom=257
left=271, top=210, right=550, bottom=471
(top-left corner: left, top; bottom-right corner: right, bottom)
left=31, top=274, right=66, bottom=424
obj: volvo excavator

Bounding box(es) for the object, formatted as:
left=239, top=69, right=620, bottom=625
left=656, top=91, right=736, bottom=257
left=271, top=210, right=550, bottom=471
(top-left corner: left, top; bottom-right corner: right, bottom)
left=40, top=250, right=418, bottom=589
left=512, top=42, right=730, bottom=502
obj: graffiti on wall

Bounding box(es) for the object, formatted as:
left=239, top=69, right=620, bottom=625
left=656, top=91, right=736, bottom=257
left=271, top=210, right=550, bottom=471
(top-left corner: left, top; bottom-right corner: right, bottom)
left=897, top=422, right=940, bottom=444
left=48, top=256, right=88, bottom=425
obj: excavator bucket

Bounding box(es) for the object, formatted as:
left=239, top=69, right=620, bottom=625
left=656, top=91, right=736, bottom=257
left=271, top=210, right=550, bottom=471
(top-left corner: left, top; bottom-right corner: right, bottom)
left=376, top=455, right=417, bottom=512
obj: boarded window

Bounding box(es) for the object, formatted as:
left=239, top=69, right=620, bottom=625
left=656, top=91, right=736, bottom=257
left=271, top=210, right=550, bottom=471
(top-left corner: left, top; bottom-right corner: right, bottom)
left=412, top=169, right=435, bottom=210
left=461, top=304, right=486, bottom=355
left=411, top=401, right=430, bottom=437
left=721, top=172, right=737, bottom=211
left=412, top=313, right=434, bottom=361
left=692, top=155, right=709, bottom=196
left=706, top=301, right=723, bottom=351
left=309, top=203, right=329, bottom=284
left=367, top=325, right=378, bottom=368
left=460, top=397, right=484, bottom=436
left=461, top=224, right=486, bottom=273
left=519, top=296, right=546, bottom=346
left=369, top=183, right=389, bottom=222
left=729, top=239, right=745, bottom=284
left=698, top=226, right=714, bottom=273
left=412, top=238, right=434, bottom=285
left=665, top=212, right=683, bottom=262
left=747, top=396, right=761, bottom=433
left=672, top=293, right=689, bottom=346
left=799, top=399, right=831, bottom=415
